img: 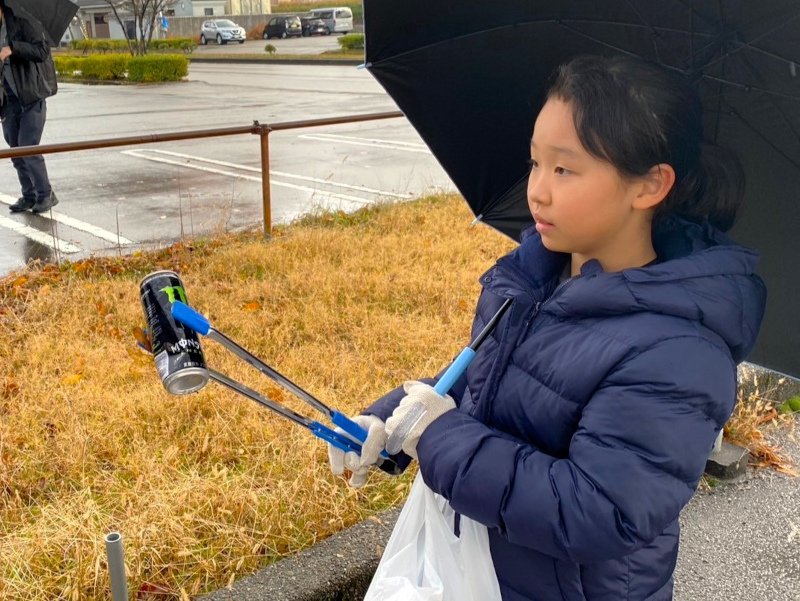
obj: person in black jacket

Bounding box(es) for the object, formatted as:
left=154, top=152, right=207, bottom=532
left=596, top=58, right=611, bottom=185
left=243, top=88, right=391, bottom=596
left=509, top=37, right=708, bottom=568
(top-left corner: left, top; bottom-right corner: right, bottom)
left=0, top=0, right=58, bottom=213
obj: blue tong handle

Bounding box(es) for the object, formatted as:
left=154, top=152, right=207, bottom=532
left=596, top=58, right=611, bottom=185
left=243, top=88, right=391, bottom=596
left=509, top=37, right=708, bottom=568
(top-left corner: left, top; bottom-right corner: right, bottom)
left=331, top=411, right=391, bottom=459
left=309, top=421, right=363, bottom=454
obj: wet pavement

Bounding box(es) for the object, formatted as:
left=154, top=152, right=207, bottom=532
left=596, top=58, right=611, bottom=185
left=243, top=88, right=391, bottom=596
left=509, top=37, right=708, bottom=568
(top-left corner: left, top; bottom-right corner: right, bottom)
left=0, top=61, right=455, bottom=277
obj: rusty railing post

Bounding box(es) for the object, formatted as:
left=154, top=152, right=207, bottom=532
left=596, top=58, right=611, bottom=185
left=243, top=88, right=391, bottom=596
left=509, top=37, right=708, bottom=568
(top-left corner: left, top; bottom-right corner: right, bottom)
left=254, top=121, right=273, bottom=238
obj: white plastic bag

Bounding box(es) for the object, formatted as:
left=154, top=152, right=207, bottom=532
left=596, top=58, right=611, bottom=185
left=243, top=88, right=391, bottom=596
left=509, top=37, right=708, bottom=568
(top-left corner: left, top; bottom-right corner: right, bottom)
left=364, top=472, right=502, bottom=601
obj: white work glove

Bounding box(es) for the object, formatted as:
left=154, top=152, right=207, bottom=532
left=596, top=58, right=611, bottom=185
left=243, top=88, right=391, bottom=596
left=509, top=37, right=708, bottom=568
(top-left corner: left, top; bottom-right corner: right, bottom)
left=384, top=381, right=456, bottom=460
left=327, top=414, right=387, bottom=488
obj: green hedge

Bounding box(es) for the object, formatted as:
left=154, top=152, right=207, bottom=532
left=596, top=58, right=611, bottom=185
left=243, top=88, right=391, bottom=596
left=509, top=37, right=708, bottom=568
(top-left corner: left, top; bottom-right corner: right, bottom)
left=337, top=33, right=364, bottom=51
left=53, top=54, right=188, bottom=83
left=71, top=39, right=129, bottom=53
left=127, top=54, right=188, bottom=82
left=53, top=56, right=83, bottom=77
left=147, top=38, right=197, bottom=53
left=70, top=38, right=197, bottom=54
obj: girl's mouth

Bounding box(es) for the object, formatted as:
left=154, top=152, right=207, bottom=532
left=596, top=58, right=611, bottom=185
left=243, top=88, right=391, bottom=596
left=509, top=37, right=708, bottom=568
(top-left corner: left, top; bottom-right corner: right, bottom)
left=533, top=214, right=554, bottom=232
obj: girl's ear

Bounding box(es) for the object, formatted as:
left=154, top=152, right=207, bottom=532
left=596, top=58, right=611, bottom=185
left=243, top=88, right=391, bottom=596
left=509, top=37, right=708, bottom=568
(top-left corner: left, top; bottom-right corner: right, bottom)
left=633, top=163, right=675, bottom=210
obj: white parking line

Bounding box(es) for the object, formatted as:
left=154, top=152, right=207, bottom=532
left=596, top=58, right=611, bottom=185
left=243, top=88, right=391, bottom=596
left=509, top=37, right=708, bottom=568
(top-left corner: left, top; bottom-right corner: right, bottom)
left=139, top=149, right=414, bottom=199
left=302, top=133, right=431, bottom=150
left=0, top=214, right=80, bottom=253
left=298, top=133, right=433, bottom=154
left=0, top=193, right=132, bottom=245
left=122, top=150, right=375, bottom=205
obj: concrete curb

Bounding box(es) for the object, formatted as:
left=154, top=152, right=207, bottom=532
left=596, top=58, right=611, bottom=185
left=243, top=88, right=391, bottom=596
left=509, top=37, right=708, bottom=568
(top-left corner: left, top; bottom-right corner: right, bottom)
left=200, top=508, right=400, bottom=601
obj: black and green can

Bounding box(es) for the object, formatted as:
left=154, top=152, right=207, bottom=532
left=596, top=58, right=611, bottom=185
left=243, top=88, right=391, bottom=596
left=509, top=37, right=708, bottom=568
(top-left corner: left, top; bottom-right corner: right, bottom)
left=140, top=270, right=209, bottom=395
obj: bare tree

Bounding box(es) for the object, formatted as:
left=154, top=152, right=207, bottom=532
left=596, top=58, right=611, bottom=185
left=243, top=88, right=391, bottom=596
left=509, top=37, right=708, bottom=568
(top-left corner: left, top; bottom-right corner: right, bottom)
left=102, top=0, right=176, bottom=55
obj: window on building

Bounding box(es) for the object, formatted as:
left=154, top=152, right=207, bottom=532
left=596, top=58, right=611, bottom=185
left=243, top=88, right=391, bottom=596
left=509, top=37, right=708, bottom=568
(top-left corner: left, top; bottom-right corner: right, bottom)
left=204, top=8, right=214, bottom=16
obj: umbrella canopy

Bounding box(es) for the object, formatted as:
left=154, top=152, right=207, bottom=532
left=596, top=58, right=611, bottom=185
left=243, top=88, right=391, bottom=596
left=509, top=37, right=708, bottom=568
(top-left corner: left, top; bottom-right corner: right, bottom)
left=364, top=0, right=800, bottom=378
left=4, top=0, right=79, bottom=47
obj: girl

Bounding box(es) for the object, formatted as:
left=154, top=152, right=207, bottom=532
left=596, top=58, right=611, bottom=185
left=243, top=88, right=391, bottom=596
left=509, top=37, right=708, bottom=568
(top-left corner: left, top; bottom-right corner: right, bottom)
left=329, top=55, right=766, bottom=600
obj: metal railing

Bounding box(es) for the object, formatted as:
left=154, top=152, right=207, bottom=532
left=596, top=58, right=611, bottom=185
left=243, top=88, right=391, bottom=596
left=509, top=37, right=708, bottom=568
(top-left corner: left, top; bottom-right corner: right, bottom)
left=0, top=110, right=404, bottom=237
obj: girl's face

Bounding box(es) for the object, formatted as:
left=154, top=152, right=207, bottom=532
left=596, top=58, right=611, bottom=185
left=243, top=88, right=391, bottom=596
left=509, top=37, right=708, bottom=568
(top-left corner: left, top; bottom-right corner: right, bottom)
left=527, top=98, right=657, bottom=272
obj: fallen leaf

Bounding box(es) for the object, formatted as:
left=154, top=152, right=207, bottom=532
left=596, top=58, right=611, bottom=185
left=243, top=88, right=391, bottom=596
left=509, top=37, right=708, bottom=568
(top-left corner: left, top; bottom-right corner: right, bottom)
left=242, top=300, right=262, bottom=311
left=132, top=327, right=152, bottom=354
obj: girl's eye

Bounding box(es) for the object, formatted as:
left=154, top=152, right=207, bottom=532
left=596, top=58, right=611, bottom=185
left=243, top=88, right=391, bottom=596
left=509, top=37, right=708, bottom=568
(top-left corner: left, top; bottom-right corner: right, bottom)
left=554, top=166, right=571, bottom=175
left=528, top=158, right=539, bottom=170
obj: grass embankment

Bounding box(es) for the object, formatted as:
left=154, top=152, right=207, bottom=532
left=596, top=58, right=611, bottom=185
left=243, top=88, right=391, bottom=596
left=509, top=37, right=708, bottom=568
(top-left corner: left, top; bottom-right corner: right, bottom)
left=0, top=196, right=794, bottom=598
left=0, top=196, right=512, bottom=599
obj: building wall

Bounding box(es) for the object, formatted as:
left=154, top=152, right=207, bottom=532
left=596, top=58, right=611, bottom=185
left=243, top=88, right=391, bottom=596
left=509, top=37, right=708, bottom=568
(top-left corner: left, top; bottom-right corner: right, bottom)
left=70, top=1, right=272, bottom=40
left=166, top=14, right=274, bottom=39
left=189, top=1, right=229, bottom=17
left=168, top=1, right=195, bottom=18
left=72, top=10, right=130, bottom=40
left=228, top=0, right=271, bottom=14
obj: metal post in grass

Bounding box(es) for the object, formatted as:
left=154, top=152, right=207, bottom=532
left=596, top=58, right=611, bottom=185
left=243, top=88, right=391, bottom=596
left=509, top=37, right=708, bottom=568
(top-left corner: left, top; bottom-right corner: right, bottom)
left=105, top=531, right=128, bottom=601
left=255, top=120, right=273, bottom=237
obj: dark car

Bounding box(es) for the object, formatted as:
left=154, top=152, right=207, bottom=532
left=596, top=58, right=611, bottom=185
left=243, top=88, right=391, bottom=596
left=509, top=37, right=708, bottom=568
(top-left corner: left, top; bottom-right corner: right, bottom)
left=263, top=15, right=302, bottom=39
left=300, top=16, right=331, bottom=37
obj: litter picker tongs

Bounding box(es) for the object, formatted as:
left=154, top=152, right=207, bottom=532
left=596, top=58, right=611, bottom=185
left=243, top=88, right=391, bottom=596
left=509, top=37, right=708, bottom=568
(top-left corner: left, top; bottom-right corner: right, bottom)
left=171, top=301, right=401, bottom=475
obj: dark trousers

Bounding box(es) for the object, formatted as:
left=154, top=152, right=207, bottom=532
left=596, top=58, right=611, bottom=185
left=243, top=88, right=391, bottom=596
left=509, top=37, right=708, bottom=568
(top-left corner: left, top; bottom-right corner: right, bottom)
left=1, top=87, right=51, bottom=200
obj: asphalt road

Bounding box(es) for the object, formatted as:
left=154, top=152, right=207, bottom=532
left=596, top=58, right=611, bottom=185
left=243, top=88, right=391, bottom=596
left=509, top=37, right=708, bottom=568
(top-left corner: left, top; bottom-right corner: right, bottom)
left=675, top=424, right=800, bottom=600
left=0, top=59, right=455, bottom=277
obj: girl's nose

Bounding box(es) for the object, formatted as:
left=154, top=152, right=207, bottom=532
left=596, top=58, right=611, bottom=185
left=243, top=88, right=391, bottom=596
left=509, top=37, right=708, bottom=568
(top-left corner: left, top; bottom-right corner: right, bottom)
left=527, top=171, right=550, bottom=207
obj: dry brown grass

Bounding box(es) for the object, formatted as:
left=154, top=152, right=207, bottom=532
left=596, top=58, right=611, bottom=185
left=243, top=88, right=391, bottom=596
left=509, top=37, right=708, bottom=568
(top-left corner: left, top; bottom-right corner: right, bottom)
left=726, top=367, right=797, bottom=476
left=0, top=195, right=793, bottom=599
left=0, top=195, right=513, bottom=599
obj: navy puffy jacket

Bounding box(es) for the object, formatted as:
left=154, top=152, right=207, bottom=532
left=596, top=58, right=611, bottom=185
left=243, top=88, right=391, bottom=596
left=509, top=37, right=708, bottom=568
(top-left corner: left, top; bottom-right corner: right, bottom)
left=367, top=216, right=766, bottom=601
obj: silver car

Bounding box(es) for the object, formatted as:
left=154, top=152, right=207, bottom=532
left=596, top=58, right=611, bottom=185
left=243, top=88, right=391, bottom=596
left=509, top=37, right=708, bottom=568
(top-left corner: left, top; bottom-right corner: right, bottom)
left=200, top=19, right=246, bottom=45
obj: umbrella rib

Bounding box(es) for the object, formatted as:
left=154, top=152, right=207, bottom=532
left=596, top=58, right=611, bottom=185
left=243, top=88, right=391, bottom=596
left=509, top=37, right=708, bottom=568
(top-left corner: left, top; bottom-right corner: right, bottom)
left=562, top=19, right=717, bottom=39
left=699, top=11, right=800, bottom=71
left=367, top=19, right=719, bottom=68
left=555, top=22, right=663, bottom=61
left=700, top=75, right=800, bottom=102
left=724, top=40, right=800, bottom=73
left=622, top=0, right=663, bottom=62
left=720, top=102, right=800, bottom=170
left=483, top=172, right=530, bottom=226
left=734, top=50, right=800, bottom=156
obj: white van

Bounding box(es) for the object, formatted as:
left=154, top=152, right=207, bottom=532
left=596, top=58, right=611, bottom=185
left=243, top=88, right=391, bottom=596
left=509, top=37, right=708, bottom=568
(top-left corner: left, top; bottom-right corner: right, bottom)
left=306, top=7, right=353, bottom=34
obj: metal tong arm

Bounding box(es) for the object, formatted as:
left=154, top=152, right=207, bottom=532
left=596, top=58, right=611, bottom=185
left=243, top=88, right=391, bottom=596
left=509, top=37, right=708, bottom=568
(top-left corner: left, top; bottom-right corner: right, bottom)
left=171, top=301, right=392, bottom=460
left=209, top=369, right=362, bottom=455
left=171, top=301, right=370, bottom=441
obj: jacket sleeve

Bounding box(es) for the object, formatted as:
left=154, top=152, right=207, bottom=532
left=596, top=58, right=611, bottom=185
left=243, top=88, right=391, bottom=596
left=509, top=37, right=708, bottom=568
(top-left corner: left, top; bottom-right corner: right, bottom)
left=9, top=18, right=49, bottom=63
left=416, top=336, right=736, bottom=563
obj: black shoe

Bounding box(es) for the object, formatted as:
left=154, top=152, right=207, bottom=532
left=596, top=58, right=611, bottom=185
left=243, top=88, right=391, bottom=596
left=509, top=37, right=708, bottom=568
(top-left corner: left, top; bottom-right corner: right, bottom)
left=31, top=192, right=58, bottom=214
left=8, top=197, right=36, bottom=212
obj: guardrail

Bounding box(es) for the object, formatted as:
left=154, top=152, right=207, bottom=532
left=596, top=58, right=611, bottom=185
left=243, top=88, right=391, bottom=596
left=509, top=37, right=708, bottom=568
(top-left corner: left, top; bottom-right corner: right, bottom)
left=0, top=110, right=404, bottom=237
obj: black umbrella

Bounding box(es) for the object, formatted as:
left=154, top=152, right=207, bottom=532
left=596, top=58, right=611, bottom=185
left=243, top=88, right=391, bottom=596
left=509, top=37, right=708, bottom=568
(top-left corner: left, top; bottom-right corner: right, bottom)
left=4, top=0, right=79, bottom=46
left=364, top=0, right=800, bottom=378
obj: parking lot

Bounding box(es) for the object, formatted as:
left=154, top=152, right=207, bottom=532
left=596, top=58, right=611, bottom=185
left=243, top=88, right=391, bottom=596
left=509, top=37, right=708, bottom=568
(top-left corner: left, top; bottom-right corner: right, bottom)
left=191, top=30, right=348, bottom=56
left=0, top=61, right=454, bottom=276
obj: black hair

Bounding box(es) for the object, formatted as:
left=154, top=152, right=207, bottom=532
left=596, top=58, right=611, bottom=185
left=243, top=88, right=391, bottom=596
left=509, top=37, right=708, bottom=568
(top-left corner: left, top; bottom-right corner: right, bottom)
left=546, top=55, right=744, bottom=232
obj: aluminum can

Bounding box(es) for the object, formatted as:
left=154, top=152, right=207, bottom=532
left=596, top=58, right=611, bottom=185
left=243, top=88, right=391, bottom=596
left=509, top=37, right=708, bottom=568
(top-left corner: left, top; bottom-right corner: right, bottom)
left=139, top=270, right=209, bottom=394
